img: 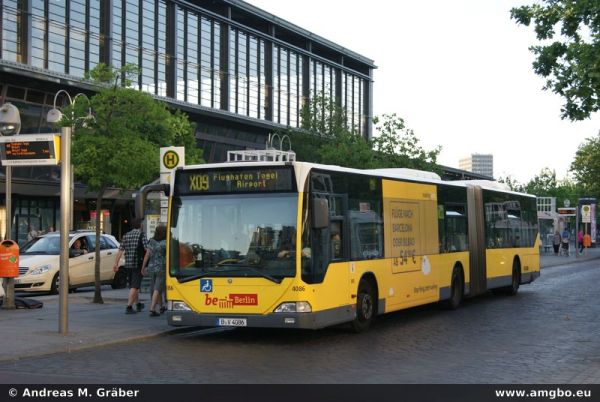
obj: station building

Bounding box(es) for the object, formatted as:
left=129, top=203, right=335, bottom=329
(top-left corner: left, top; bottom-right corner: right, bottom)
left=0, top=0, right=375, bottom=242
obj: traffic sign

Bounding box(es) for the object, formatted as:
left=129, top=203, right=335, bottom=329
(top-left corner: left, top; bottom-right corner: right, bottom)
left=160, top=146, right=185, bottom=184
left=160, top=147, right=184, bottom=173
left=582, top=205, right=592, bottom=223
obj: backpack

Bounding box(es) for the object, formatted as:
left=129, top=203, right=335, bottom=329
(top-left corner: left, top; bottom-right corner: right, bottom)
left=135, top=231, right=145, bottom=269
left=0, top=297, right=44, bottom=309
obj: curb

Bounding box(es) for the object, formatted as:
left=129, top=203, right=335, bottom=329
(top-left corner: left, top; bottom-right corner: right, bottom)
left=0, top=325, right=215, bottom=363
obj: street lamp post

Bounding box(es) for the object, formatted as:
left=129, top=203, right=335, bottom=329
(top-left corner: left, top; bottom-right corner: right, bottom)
left=0, top=103, right=21, bottom=310
left=47, top=90, right=92, bottom=334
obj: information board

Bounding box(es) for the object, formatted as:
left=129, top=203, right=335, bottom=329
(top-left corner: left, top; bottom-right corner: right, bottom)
left=0, top=134, right=60, bottom=166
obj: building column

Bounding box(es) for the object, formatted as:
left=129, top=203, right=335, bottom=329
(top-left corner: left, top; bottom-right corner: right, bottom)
left=99, top=0, right=112, bottom=66
left=263, top=24, right=275, bottom=122
left=219, top=19, right=230, bottom=112
left=363, top=72, right=374, bottom=140
left=165, top=1, right=177, bottom=99
left=22, top=0, right=32, bottom=65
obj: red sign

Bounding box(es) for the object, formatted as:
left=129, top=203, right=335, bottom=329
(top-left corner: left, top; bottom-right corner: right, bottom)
left=204, top=293, right=258, bottom=308
left=230, top=294, right=258, bottom=306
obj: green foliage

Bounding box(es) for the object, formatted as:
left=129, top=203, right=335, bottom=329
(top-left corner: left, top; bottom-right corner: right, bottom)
left=571, top=132, right=600, bottom=199
left=71, top=63, right=203, bottom=191
left=511, top=0, right=600, bottom=120
left=504, top=168, right=585, bottom=206
left=371, top=114, right=441, bottom=172
left=61, top=63, right=203, bottom=303
left=287, top=95, right=439, bottom=172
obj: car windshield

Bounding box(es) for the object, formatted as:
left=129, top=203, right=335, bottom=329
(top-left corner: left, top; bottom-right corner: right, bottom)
left=170, top=193, right=298, bottom=282
left=20, top=235, right=73, bottom=255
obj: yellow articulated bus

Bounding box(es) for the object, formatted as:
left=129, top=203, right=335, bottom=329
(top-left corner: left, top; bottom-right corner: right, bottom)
left=136, top=160, right=540, bottom=331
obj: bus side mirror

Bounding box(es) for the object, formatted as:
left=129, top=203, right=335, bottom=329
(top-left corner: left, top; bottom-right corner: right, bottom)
left=135, top=184, right=170, bottom=220
left=312, top=198, right=329, bottom=229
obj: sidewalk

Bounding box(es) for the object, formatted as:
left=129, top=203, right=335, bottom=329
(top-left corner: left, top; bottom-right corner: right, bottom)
left=0, top=287, right=185, bottom=363
left=1, top=247, right=599, bottom=364
left=540, top=244, right=600, bottom=268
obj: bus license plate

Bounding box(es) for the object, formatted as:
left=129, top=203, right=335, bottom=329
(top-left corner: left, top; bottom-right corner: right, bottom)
left=217, top=318, right=247, bottom=327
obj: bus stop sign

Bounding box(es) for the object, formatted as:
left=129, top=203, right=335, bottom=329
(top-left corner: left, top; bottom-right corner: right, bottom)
left=582, top=205, right=592, bottom=223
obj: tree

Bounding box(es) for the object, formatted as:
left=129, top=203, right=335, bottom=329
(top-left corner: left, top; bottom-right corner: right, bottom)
left=287, top=95, right=439, bottom=172
left=522, top=167, right=558, bottom=195
left=511, top=1, right=600, bottom=120
left=510, top=167, right=584, bottom=207
left=371, top=114, right=440, bottom=171
left=571, top=132, right=600, bottom=199
left=65, top=64, right=203, bottom=304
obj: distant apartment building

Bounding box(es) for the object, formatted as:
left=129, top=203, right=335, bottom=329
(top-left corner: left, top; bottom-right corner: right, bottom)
left=459, top=154, right=494, bottom=178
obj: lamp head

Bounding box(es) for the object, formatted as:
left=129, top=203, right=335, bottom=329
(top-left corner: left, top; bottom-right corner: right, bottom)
left=46, top=108, right=64, bottom=124
left=0, top=103, right=21, bottom=136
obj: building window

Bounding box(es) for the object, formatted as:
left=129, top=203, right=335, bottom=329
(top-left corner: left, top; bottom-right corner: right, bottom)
left=175, top=6, right=185, bottom=101
left=141, top=0, right=156, bottom=94
left=48, top=0, right=67, bottom=73
left=112, top=0, right=123, bottom=69
left=186, top=11, right=199, bottom=104
left=69, top=0, right=86, bottom=77
left=157, top=1, right=167, bottom=97
left=30, top=0, right=46, bottom=69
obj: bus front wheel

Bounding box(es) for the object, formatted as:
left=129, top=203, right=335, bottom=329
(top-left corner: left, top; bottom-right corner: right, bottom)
left=352, top=279, right=377, bottom=333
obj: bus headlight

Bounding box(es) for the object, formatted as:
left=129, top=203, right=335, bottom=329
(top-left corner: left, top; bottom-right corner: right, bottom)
left=170, top=300, right=192, bottom=311
left=274, top=301, right=312, bottom=313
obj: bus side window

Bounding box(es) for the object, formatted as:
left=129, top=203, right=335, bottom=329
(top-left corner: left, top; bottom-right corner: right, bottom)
left=330, top=221, right=343, bottom=260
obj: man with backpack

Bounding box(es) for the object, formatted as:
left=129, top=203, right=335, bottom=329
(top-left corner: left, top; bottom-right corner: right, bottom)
left=113, top=218, right=148, bottom=314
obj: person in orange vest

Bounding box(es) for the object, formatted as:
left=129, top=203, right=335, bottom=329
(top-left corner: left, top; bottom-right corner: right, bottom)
left=583, top=233, right=592, bottom=250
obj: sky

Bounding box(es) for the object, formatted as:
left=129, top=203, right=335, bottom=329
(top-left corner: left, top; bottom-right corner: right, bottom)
left=245, top=0, right=599, bottom=183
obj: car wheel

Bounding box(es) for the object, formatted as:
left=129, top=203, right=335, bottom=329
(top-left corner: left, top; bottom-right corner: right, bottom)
left=50, top=272, right=59, bottom=295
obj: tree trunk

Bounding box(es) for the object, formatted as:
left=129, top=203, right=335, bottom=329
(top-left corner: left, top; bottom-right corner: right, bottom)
left=92, top=186, right=106, bottom=304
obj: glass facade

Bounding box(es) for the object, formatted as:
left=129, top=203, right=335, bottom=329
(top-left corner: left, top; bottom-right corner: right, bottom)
left=0, top=0, right=373, bottom=136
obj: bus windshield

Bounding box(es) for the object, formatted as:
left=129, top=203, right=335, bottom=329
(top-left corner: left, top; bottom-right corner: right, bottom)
left=169, top=193, right=298, bottom=283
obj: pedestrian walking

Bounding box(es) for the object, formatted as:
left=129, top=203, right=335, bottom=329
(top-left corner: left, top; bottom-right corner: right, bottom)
left=561, top=228, right=570, bottom=256
left=113, top=219, right=148, bottom=314
left=577, top=230, right=584, bottom=253
left=552, top=230, right=561, bottom=255
left=141, top=225, right=167, bottom=317
left=583, top=232, right=592, bottom=253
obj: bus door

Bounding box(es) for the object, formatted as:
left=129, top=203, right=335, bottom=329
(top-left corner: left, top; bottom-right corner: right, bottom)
left=467, top=185, right=487, bottom=296
left=305, top=172, right=351, bottom=301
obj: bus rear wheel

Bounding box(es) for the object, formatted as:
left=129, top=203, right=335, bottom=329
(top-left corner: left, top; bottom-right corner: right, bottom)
left=352, top=279, right=376, bottom=333
left=441, top=268, right=463, bottom=310
left=506, top=260, right=521, bottom=296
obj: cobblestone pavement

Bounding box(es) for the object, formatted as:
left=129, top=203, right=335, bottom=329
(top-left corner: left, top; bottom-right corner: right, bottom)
left=1, top=259, right=600, bottom=384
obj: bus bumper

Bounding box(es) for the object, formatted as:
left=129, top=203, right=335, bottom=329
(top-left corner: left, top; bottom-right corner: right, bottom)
left=166, top=305, right=354, bottom=330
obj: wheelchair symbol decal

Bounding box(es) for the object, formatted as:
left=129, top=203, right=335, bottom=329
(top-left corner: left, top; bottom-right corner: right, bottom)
left=200, top=279, right=213, bottom=293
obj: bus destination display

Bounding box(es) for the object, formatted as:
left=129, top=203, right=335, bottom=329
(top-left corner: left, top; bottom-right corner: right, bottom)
left=176, top=167, right=295, bottom=195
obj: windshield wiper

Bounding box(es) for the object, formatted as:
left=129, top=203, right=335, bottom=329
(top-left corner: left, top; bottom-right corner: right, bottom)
left=218, top=264, right=282, bottom=284
left=177, top=265, right=283, bottom=284
left=176, top=266, right=223, bottom=283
